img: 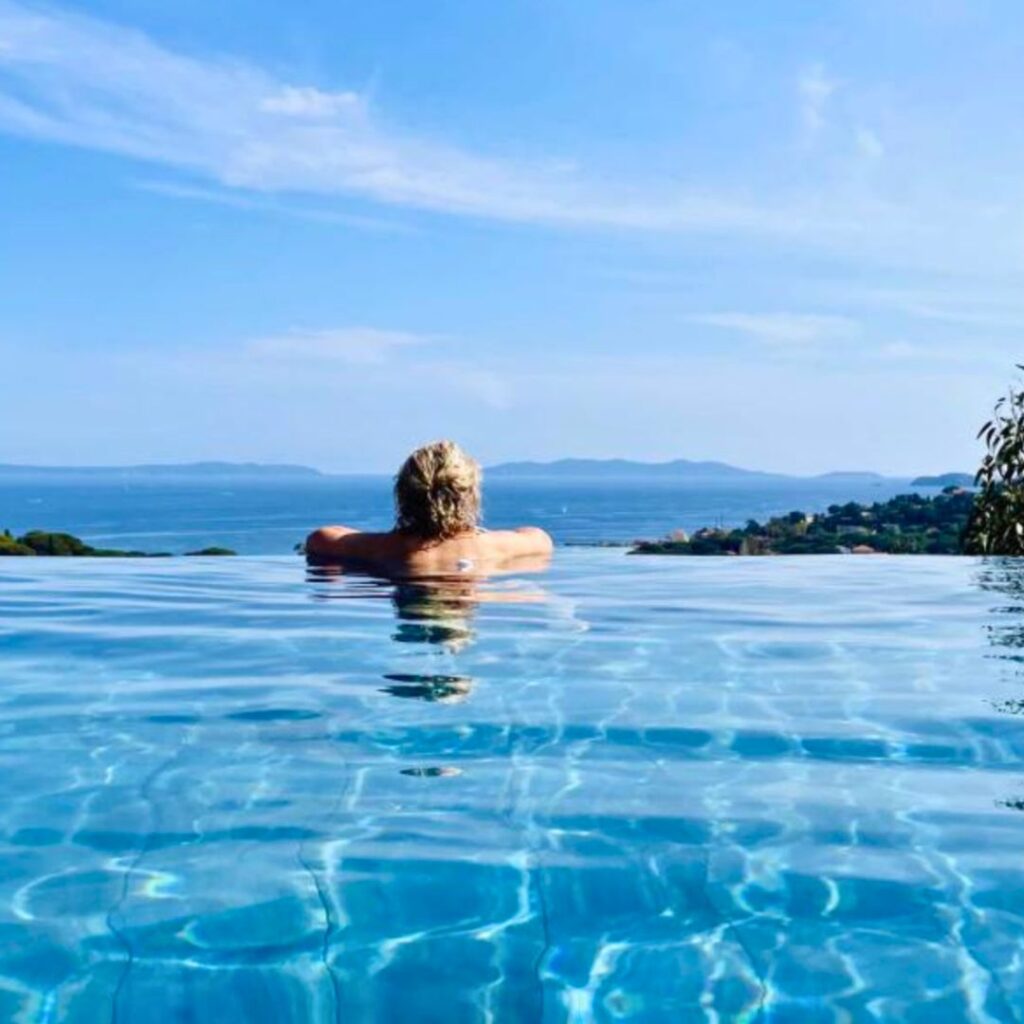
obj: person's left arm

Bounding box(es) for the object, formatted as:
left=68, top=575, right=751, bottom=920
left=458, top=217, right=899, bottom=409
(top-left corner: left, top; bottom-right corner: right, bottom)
left=482, top=527, right=554, bottom=566
left=506, top=527, right=554, bottom=558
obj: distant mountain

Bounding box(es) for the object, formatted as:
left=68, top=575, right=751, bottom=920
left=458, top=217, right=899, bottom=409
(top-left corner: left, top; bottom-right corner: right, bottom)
left=1, top=458, right=952, bottom=485
left=486, top=458, right=787, bottom=480
left=0, top=462, right=324, bottom=479
left=813, top=471, right=888, bottom=482
left=911, top=472, right=975, bottom=488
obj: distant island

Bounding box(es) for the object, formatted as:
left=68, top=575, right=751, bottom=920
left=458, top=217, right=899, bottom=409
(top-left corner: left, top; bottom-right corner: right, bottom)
left=5, top=456, right=795, bottom=482
left=814, top=470, right=888, bottom=482
left=487, top=457, right=784, bottom=480
left=910, top=472, right=975, bottom=488
left=487, top=458, right=920, bottom=483
left=0, top=530, right=235, bottom=558
left=0, top=458, right=971, bottom=487
left=484, top=458, right=858, bottom=481
left=630, top=488, right=975, bottom=556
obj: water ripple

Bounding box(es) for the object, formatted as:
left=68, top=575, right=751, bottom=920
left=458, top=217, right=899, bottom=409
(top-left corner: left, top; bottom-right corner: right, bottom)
left=1, top=553, right=1023, bottom=1021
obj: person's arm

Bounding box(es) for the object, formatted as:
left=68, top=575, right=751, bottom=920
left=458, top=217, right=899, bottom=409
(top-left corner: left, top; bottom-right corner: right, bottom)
left=494, top=527, right=554, bottom=560
left=305, top=526, right=368, bottom=561
left=517, top=526, right=554, bottom=553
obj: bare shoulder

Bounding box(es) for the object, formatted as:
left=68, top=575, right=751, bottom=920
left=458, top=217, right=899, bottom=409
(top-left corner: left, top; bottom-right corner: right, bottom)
left=305, top=523, right=551, bottom=569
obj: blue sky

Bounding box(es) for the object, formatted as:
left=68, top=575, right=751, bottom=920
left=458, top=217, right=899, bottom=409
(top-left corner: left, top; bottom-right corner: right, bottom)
left=1, top=0, right=1022, bottom=474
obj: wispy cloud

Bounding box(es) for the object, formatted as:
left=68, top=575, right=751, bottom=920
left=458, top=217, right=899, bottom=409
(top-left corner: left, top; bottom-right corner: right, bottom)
left=247, top=327, right=426, bottom=365
left=0, top=1, right=814, bottom=233
left=889, top=301, right=1024, bottom=331
left=876, top=338, right=1009, bottom=368
left=797, top=63, right=886, bottom=171
left=259, top=86, right=363, bottom=119
left=689, top=312, right=859, bottom=346
left=846, top=286, right=1024, bottom=331
left=691, top=310, right=1014, bottom=368
left=242, top=326, right=511, bottom=407
left=136, top=180, right=411, bottom=233
left=855, top=127, right=885, bottom=162
left=798, top=63, right=837, bottom=138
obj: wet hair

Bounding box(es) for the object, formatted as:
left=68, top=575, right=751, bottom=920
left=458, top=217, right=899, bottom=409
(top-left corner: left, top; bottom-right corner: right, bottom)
left=394, top=440, right=481, bottom=540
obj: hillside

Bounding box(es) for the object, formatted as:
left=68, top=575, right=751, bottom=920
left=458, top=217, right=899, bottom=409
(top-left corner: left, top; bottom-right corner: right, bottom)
left=911, top=472, right=975, bottom=488
left=631, top=490, right=975, bottom=556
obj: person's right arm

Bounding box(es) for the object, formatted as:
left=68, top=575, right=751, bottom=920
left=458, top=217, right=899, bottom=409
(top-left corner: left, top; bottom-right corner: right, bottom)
left=305, top=526, right=358, bottom=559
left=305, top=526, right=398, bottom=562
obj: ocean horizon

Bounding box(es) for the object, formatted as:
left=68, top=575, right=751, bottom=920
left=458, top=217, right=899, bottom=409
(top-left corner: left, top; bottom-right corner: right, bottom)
left=1, top=475, right=937, bottom=556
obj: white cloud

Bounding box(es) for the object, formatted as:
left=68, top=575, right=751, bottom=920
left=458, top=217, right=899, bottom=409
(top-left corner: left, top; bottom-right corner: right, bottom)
left=259, top=86, right=363, bottom=119
left=893, top=301, right=1024, bottom=331
left=241, top=326, right=512, bottom=407
left=875, top=338, right=1008, bottom=368
left=796, top=63, right=887, bottom=176
left=689, top=312, right=859, bottom=346
left=877, top=339, right=925, bottom=360
left=247, top=327, right=425, bottom=365
left=855, top=127, right=885, bottom=161
left=0, top=331, right=1002, bottom=473
left=815, top=283, right=1024, bottom=327
left=136, top=179, right=411, bottom=232
left=0, top=1, right=813, bottom=234
left=0, top=1, right=1019, bottom=277
left=798, top=63, right=837, bottom=138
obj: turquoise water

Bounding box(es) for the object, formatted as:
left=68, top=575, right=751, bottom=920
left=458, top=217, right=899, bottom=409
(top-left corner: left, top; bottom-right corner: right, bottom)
left=1, top=552, right=1023, bottom=1022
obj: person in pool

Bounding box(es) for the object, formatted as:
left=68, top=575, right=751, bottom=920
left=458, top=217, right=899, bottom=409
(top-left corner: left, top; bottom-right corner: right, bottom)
left=305, top=440, right=553, bottom=574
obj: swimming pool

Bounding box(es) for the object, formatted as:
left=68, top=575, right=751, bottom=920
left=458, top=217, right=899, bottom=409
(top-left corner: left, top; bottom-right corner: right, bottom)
left=0, top=552, right=1022, bottom=1022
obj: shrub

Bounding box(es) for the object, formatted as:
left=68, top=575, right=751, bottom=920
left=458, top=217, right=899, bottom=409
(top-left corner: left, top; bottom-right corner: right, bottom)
left=964, top=369, right=1024, bottom=555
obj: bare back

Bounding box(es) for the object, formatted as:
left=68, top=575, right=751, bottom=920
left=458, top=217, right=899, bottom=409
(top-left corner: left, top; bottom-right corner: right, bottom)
left=305, top=525, right=553, bottom=574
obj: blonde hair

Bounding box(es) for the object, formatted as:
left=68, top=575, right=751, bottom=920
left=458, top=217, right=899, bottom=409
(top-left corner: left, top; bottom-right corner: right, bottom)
left=394, top=440, right=481, bottom=540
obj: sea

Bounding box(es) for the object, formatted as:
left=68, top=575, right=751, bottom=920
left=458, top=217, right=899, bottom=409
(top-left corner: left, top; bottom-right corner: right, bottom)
left=0, top=476, right=936, bottom=555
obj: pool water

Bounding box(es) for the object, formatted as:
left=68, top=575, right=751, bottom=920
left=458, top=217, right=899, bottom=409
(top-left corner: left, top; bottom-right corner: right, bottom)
left=0, top=553, right=1023, bottom=1022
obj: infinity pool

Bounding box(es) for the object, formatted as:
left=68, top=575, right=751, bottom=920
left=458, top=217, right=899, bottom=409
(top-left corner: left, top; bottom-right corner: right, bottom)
left=1, top=553, right=1023, bottom=1022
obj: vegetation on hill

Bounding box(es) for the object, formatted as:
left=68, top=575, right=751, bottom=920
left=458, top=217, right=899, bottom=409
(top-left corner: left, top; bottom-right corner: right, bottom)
left=630, top=489, right=976, bottom=556
left=0, top=530, right=236, bottom=557
left=0, top=532, right=36, bottom=556
left=0, top=530, right=161, bottom=557
left=912, top=472, right=974, bottom=488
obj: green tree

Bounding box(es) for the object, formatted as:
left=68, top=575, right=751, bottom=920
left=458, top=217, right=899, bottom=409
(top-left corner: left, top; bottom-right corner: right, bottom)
left=965, top=368, right=1024, bottom=555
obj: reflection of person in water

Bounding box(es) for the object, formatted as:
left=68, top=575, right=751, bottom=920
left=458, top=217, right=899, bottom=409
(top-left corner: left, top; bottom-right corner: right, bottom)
left=391, top=569, right=550, bottom=653
left=382, top=673, right=474, bottom=703
left=305, top=440, right=553, bottom=575
left=307, top=557, right=549, bottom=656
left=309, top=546, right=547, bottom=649
left=391, top=576, right=479, bottom=651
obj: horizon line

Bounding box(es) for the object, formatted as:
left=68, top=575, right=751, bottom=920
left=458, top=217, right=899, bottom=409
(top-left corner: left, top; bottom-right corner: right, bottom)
left=0, top=458, right=970, bottom=481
